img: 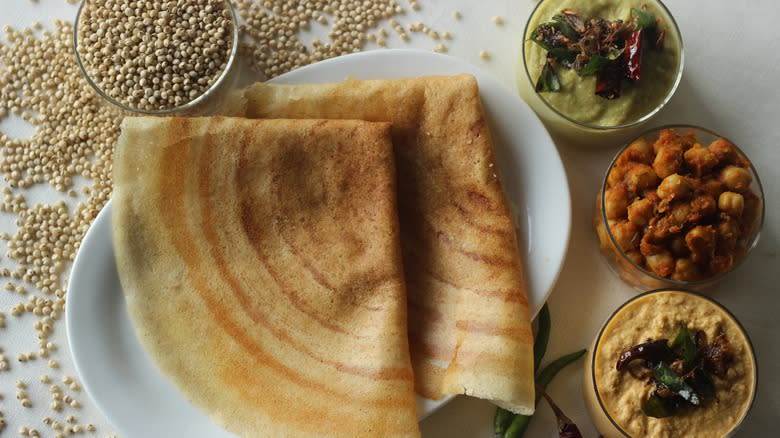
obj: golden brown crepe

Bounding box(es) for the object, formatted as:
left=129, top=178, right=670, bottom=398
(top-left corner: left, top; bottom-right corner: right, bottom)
left=235, top=75, right=535, bottom=414
left=112, top=116, right=420, bottom=437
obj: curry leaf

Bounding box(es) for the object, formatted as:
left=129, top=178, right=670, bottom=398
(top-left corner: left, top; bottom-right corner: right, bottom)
left=530, top=24, right=557, bottom=51
left=653, top=363, right=701, bottom=405
left=530, top=24, right=577, bottom=62
left=578, top=49, right=624, bottom=76
left=632, top=7, right=657, bottom=30
left=552, top=14, right=579, bottom=40
left=642, top=393, right=678, bottom=418
left=536, top=61, right=561, bottom=93
left=686, top=368, right=716, bottom=399
left=670, top=326, right=697, bottom=372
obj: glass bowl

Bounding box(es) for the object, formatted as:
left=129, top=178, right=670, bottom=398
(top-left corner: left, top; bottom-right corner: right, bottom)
left=583, top=289, right=757, bottom=438
left=517, top=0, right=684, bottom=147
left=594, top=125, right=765, bottom=291
left=73, top=0, right=239, bottom=116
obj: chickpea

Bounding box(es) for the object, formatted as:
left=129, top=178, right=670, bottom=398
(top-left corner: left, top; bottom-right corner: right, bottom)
left=698, top=177, right=725, bottom=198
left=741, top=191, right=762, bottom=234
left=640, top=232, right=665, bottom=256
left=604, top=186, right=629, bottom=220
left=657, top=173, right=692, bottom=202
left=627, top=198, right=654, bottom=227
left=669, top=235, right=688, bottom=256
left=690, top=194, right=717, bottom=220
left=625, top=250, right=644, bottom=266
left=595, top=218, right=612, bottom=251
left=671, top=258, right=701, bottom=282
left=617, top=137, right=653, bottom=165
left=606, top=165, right=626, bottom=188
left=645, top=251, right=674, bottom=277
left=720, top=165, right=752, bottom=192
left=710, top=253, right=734, bottom=274
left=616, top=250, right=645, bottom=275
left=708, top=138, right=739, bottom=166
left=683, top=144, right=717, bottom=177
left=624, top=163, right=658, bottom=194
left=652, top=145, right=683, bottom=179
left=718, top=191, right=744, bottom=216
left=668, top=202, right=692, bottom=229
left=609, top=220, right=639, bottom=252
left=685, top=225, right=717, bottom=265
left=716, top=216, right=739, bottom=250
left=653, top=129, right=683, bottom=153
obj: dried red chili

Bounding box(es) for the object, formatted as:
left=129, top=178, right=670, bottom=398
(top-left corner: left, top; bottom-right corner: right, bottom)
left=625, top=29, right=644, bottom=81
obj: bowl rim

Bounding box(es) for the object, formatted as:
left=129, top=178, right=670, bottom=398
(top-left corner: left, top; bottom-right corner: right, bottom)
left=520, top=0, right=685, bottom=131
left=599, top=124, right=766, bottom=288
left=589, top=288, right=759, bottom=437
left=72, top=0, right=240, bottom=115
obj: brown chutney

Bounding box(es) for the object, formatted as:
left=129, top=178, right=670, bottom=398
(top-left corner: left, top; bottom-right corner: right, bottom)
left=584, top=290, right=756, bottom=437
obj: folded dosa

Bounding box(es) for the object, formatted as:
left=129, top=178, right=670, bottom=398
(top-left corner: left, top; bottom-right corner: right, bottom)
left=234, top=75, right=534, bottom=414
left=113, top=117, right=419, bottom=437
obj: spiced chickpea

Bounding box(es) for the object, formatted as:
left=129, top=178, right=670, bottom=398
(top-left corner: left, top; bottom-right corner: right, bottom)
left=645, top=251, right=675, bottom=277
left=708, top=138, right=740, bottom=166
left=711, top=253, right=735, bottom=274
left=604, top=186, right=629, bottom=220
left=609, top=220, right=639, bottom=252
left=653, top=145, right=683, bottom=179
left=685, top=225, right=717, bottom=265
left=721, top=166, right=752, bottom=192
left=691, top=194, right=717, bottom=220
left=717, top=217, right=739, bottom=250
left=624, top=163, right=658, bottom=194
left=618, top=137, right=654, bottom=165
left=672, top=258, right=701, bottom=281
left=657, top=173, right=692, bottom=202
left=684, top=144, right=717, bottom=177
left=669, top=235, right=688, bottom=256
left=653, top=128, right=696, bottom=153
left=742, top=191, right=762, bottom=233
left=597, top=128, right=761, bottom=284
left=718, top=191, right=744, bottom=216
left=627, top=198, right=654, bottom=227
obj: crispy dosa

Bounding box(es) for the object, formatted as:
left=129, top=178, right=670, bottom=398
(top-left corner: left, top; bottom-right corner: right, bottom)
left=112, top=117, right=419, bottom=437
left=235, top=75, right=535, bottom=414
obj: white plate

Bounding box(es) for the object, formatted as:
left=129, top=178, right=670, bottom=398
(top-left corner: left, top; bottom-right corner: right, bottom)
left=66, top=49, right=571, bottom=438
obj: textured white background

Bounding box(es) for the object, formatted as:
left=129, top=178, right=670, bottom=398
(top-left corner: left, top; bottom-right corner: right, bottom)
left=1, top=0, right=777, bottom=437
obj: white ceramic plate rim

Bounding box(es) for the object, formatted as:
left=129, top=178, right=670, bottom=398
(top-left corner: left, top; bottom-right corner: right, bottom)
left=66, top=49, right=571, bottom=438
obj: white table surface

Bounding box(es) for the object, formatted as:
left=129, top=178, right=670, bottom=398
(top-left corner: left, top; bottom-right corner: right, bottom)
left=1, top=0, right=777, bottom=437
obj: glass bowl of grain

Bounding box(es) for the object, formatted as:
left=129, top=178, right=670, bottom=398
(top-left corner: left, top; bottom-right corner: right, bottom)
left=517, top=0, right=684, bottom=147
left=593, top=125, right=765, bottom=291
left=73, top=0, right=239, bottom=115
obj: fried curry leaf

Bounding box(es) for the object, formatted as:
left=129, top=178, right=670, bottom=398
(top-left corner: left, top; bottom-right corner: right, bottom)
left=642, top=393, right=678, bottom=418
left=529, top=25, right=577, bottom=62
left=653, top=362, right=701, bottom=405
left=552, top=14, right=579, bottom=40
left=686, top=368, right=716, bottom=399
left=548, top=47, right=578, bottom=63
left=578, top=49, right=624, bottom=76
left=536, top=61, right=561, bottom=93
left=530, top=24, right=557, bottom=51
left=670, top=325, right=697, bottom=372
left=632, top=7, right=657, bottom=30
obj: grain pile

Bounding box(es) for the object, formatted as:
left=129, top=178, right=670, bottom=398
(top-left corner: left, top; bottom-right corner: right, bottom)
left=0, top=20, right=121, bottom=435
left=76, top=0, right=236, bottom=111
left=235, top=0, right=461, bottom=79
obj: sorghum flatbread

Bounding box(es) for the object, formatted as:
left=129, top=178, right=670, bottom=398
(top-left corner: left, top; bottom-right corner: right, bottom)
left=112, top=117, right=419, bottom=437
left=236, top=75, right=535, bottom=414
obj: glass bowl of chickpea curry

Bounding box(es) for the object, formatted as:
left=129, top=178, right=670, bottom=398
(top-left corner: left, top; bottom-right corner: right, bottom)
left=594, top=125, right=764, bottom=290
